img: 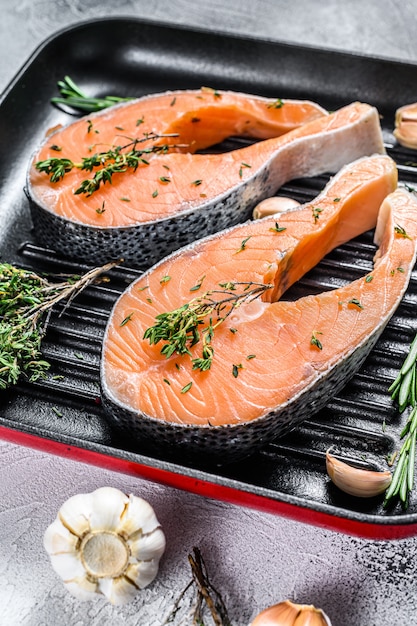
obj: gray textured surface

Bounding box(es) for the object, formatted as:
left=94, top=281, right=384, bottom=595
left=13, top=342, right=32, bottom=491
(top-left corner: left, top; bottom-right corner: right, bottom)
left=2, top=2, right=417, bottom=625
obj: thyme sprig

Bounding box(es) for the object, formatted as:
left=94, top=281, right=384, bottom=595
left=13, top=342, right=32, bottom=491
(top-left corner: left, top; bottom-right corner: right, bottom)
left=143, top=281, right=272, bottom=371
left=51, top=75, right=134, bottom=113
left=35, top=133, right=182, bottom=196
left=385, top=333, right=417, bottom=508
left=0, top=260, right=120, bottom=389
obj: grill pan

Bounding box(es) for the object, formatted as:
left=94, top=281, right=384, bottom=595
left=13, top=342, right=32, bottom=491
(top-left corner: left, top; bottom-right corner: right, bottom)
left=2, top=17, right=417, bottom=539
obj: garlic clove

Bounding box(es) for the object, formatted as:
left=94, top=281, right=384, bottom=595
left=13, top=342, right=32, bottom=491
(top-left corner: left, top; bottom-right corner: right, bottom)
left=89, top=486, right=128, bottom=531
left=43, top=518, right=79, bottom=554
left=98, top=576, right=139, bottom=606
left=58, top=492, right=94, bottom=536
left=294, top=609, right=332, bottom=626
left=125, top=559, right=161, bottom=589
left=48, top=551, right=86, bottom=580
left=117, top=493, right=161, bottom=536
left=326, top=450, right=392, bottom=498
left=250, top=600, right=332, bottom=626
left=129, top=527, right=166, bottom=561
left=63, top=577, right=98, bottom=602
left=44, top=487, right=166, bottom=605
left=394, top=102, right=417, bottom=149
left=252, top=196, right=300, bottom=219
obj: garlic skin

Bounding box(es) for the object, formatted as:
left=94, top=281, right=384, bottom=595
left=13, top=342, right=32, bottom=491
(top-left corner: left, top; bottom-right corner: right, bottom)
left=326, top=450, right=392, bottom=498
left=394, top=102, right=417, bottom=149
left=249, top=599, right=332, bottom=626
left=252, top=196, right=300, bottom=219
left=44, top=487, right=166, bottom=605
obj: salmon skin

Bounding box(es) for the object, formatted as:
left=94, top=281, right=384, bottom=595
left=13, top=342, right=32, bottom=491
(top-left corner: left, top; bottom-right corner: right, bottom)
left=100, top=154, right=404, bottom=463
left=27, top=96, right=383, bottom=269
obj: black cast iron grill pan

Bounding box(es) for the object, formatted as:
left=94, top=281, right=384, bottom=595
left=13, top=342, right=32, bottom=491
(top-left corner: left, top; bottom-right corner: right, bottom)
left=2, top=17, right=417, bottom=537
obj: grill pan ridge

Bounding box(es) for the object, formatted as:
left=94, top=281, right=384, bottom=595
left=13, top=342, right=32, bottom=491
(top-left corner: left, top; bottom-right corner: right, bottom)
left=2, top=17, right=417, bottom=538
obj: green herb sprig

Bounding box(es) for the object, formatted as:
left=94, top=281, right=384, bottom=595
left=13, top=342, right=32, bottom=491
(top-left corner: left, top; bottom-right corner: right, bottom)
left=35, top=133, right=182, bottom=197
left=143, top=281, right=272, bottom=371
left=385, top=333, right=417, bottom=507
left=0, top=260, right=120, bottom=389
left=51, top=76, right=134, bottom=114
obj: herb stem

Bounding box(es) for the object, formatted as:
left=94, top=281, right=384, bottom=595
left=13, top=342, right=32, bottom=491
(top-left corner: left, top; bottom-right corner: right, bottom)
left=144, top=281, right=272, bottom=371
left=35, top=133, right=186, bottom=196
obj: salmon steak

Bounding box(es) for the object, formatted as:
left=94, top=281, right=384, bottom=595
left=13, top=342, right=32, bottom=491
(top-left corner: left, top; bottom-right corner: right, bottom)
left=100, top=154, right=411, bottom=463
left=27, top=94, right=383, bottom=268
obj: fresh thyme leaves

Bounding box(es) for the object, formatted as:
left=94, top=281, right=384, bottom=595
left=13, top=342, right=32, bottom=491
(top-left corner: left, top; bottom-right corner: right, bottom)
left=348, top=298, right=363, bottom=309
left=234, top=236, right=251, bottom=254
left=181, top=382, right=193, bottom=394
left=51, top=76, right=134, bottom=114
left=238, top=162, right=251, bottom=178
left=269, top=222, right=287, bottom=233
left=312, top=206, right=323, bottom=223
left=267, top=98, right=284, bottom=109
left=394, top=224, right=411, bottom=239
left=232, top=363, right=243, bottom=378
left=386, top=333, right=417, bottom=508
left=36, top=157, right=74, bottom=183
left=36, top=132, right=182, bottom=197
left=0, top=260, right=120, bottom=390
left=190, top=275, right=206, bottom=292
left=120, top=313, right=134, bottom=327
left=143, top=281, right=272, bottom=372
left=310, top=332, right=323, bottom=350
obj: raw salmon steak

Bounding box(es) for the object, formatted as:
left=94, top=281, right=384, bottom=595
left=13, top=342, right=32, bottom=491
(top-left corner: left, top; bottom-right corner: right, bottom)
left=100, top=154, right=410, bottom=463
left=27, top=95, right=384, bottom=268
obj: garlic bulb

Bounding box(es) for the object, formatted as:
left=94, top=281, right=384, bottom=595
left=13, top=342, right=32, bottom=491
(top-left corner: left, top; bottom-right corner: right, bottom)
left=252, top=196, right=300, bottom=219
left=326, top=450, right=392, bottom=498
left=249, top=599, right=332, bottom=625
left=394, top=102, right=417, bottom=149
left=44, top=486, right=166, bottom=605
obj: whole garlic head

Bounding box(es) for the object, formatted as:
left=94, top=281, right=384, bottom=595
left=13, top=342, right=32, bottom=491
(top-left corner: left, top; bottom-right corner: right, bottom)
left=249, top=599, right=332, bottom=626
left=44, top=486, right=166, bottom=605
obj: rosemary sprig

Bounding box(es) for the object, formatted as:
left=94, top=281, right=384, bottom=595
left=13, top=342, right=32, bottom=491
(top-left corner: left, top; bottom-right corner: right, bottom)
left=143, top=281, right=272, bottom=371
left=385, top=333, right=417, bottom=507
left=51, top=76, right=134, bottom=113
left=0, top=260, right=120, bottom=389
left=35, top=133, right=181, bottom=196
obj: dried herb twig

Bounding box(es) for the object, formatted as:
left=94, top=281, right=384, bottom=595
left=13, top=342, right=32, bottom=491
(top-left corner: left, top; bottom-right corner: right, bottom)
left=0, top=260, right=120, bottom=389
left=188, top=547, right=231, bottom=626
left=163, top=547, right=231, bottom=626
